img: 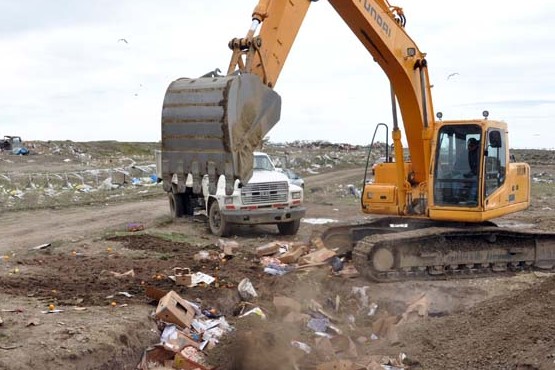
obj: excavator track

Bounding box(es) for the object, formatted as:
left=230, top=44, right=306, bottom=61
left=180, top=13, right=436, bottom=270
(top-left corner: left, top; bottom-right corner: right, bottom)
left=320, top=217, right=555, bottom=282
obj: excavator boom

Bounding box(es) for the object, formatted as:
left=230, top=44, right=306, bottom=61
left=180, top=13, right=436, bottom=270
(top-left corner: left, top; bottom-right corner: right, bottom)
left=162, top=0, right=435, bottom=193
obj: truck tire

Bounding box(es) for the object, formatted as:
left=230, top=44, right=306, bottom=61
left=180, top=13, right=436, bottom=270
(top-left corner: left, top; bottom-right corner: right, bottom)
left=209, top=200, right=231, bottom=237
left=168, top=192, right=185, bottom=218
left=278, top=219, right=301, bottom=235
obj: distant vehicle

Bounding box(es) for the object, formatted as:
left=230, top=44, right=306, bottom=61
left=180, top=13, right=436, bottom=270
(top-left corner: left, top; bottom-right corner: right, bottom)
left=277, top=168, right=304, bottom=188
left=1, top=136, right=22, bottom=151
left=1, top=136, right=28, bottom=155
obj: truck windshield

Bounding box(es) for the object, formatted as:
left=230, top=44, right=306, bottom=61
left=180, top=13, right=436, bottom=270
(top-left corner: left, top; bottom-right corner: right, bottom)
left=253, top=155, right=274, bottom=171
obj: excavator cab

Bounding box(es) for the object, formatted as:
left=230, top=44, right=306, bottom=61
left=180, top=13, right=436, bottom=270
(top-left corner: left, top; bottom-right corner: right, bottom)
left=433, top=125, right=483, bottom=206
left=429, top=118, right=529, bottom=222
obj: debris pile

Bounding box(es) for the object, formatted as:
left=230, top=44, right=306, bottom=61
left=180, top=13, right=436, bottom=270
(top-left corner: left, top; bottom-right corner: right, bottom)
left=138, top=290, right=233, bottom=370
left=254, top=238, right=358, bottom=280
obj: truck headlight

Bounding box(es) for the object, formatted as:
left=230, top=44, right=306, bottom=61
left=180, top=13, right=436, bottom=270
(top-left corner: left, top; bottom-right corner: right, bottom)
left=292, top=191, right=302, bottom=200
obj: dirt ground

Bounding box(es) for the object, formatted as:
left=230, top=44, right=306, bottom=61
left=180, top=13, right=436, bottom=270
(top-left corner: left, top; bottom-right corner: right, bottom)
left=0, top=142, right=554, bottom=370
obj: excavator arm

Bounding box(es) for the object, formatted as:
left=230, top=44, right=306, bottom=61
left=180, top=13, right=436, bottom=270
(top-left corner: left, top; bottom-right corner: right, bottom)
left=161, top=0, right=434, bottom=195
left=161, top=0, right=555, bottom=282
left=228, top=0, right=435, bottom=182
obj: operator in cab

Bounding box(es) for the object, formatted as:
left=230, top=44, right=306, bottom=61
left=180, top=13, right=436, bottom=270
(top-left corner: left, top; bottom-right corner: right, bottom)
left=465, top=138, right=479, bottom=178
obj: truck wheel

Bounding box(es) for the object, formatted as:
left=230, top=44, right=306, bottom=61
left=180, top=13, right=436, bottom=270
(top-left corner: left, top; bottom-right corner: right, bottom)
left=278, top=219, right=301, bottom=235
left=209, top=201, right=231, bottom=237
left=168, top=192, right=185, bottom=218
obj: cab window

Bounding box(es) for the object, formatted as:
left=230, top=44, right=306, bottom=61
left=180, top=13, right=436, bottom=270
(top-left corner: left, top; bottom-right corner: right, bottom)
left=484, top=129, right=506, bottom=197
left=433, top=125, right=481, bottom=206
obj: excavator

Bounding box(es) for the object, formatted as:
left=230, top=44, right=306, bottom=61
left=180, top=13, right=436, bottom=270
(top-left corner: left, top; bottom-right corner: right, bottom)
left=161, top=0, right=555, bottom=281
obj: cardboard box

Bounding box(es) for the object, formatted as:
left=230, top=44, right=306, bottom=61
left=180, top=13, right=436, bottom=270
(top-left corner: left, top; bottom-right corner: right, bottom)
left=155, top=291, right=195, bottom=329
left=174, top=267, right=193, bottom=287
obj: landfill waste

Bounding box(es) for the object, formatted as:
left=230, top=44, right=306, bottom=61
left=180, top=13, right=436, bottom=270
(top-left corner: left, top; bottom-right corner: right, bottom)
left=291, top=340, right=312, bottom=354
left=139, top=290, right=234, bottom=369
left=237, top=278, right=258, bottom=301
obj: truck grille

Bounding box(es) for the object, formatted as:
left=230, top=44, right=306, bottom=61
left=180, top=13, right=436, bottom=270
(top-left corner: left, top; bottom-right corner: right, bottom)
left=241, top=181, right=289, bottom=205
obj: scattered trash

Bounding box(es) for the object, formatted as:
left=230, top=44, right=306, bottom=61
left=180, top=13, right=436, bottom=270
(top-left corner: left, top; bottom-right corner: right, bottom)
left=291, top=340, right=312, bottom=354
left=190, top=272, right=216, bottom=287
left=302, top=218, right=337, bottom=225
left=239, top=307, right=267, bottom=320
left=237, top=278, right=258, bottom=301
left=256, top=241, right=283, bottom=257
left=29, top=243, right=51, bottom=251
left=108, top=269, right=135, bottom=279
left=1, top=308, right=24, bottom=313
left=298, top=247, right=336, bottom=266
left=172, top=267, right=193, bottom=287
left=218, top=239, right=239, bottom=256
left=193, top=250, right=220, bottom=262
left=161, top=324, right=202, bottom=351
left=264, top=264, right=293, bottom=276
left=278, top=243, right=308, bottom=264
left=330, top=256, right=344, bottom=272
left=368, top=302, right=378, bottom=316
left=155, top=291, right=196, bottom=329
left=176, top=346, right=214, bottom=370
left=333, top=262, right=360, bottom=278
left=139, top=287, right=234, bottom=370
left=352, top=286, right=370, bottom=307
left=0, top=345, right=21, bottom=350
left=309, top=300, right=339, bottom=323
left=201, top=307, right=222, bottom=319
left=126, top=223, right=145, bottom=232
left=308, top=317, right=329, bottom=333
left=41, top=309, right=64, bottom=314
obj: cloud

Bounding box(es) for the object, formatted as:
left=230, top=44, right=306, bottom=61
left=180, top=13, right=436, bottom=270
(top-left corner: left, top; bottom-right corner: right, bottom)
left=0, top=0, right=554, bottom=149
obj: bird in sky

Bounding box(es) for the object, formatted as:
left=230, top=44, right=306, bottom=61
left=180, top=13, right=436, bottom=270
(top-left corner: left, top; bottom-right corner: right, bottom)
left=118, top=38, right=128, bottom=44
left=447, top=72, right=460, bottom=80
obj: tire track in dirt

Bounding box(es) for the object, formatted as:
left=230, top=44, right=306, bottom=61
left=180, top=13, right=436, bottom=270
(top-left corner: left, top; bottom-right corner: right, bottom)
left=0, top=197, right=168, bottom=252
left=0, top=168, right=367, bottom=253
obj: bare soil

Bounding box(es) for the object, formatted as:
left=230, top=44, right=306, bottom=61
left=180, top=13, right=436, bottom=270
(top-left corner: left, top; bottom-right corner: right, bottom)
left=0, top=142, right=554, bottom=370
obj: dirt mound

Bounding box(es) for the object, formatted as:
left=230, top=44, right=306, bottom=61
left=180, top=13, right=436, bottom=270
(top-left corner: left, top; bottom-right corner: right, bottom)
left=400, top=275, right=555, bottom=369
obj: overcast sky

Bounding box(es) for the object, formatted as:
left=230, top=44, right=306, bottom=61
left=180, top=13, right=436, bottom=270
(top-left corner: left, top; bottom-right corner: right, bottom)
left=1, top=0, right=554, bottom=149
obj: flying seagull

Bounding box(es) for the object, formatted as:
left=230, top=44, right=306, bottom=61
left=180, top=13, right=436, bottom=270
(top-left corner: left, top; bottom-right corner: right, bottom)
left=447, top=72, right=460, bottom=80
left=118, top=38, right=128, bottom=44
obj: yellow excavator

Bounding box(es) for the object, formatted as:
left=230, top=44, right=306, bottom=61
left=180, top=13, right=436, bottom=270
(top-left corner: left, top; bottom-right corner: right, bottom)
left=161, top=0, right=555, bottom=281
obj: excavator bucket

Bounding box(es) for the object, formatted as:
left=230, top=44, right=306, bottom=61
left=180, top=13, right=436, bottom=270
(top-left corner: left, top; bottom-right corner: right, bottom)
left=161, top=73, right=281, bottom=195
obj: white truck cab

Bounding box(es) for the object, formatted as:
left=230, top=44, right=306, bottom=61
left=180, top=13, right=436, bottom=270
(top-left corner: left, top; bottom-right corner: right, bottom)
left=158, top=151, right=305, bottom=236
